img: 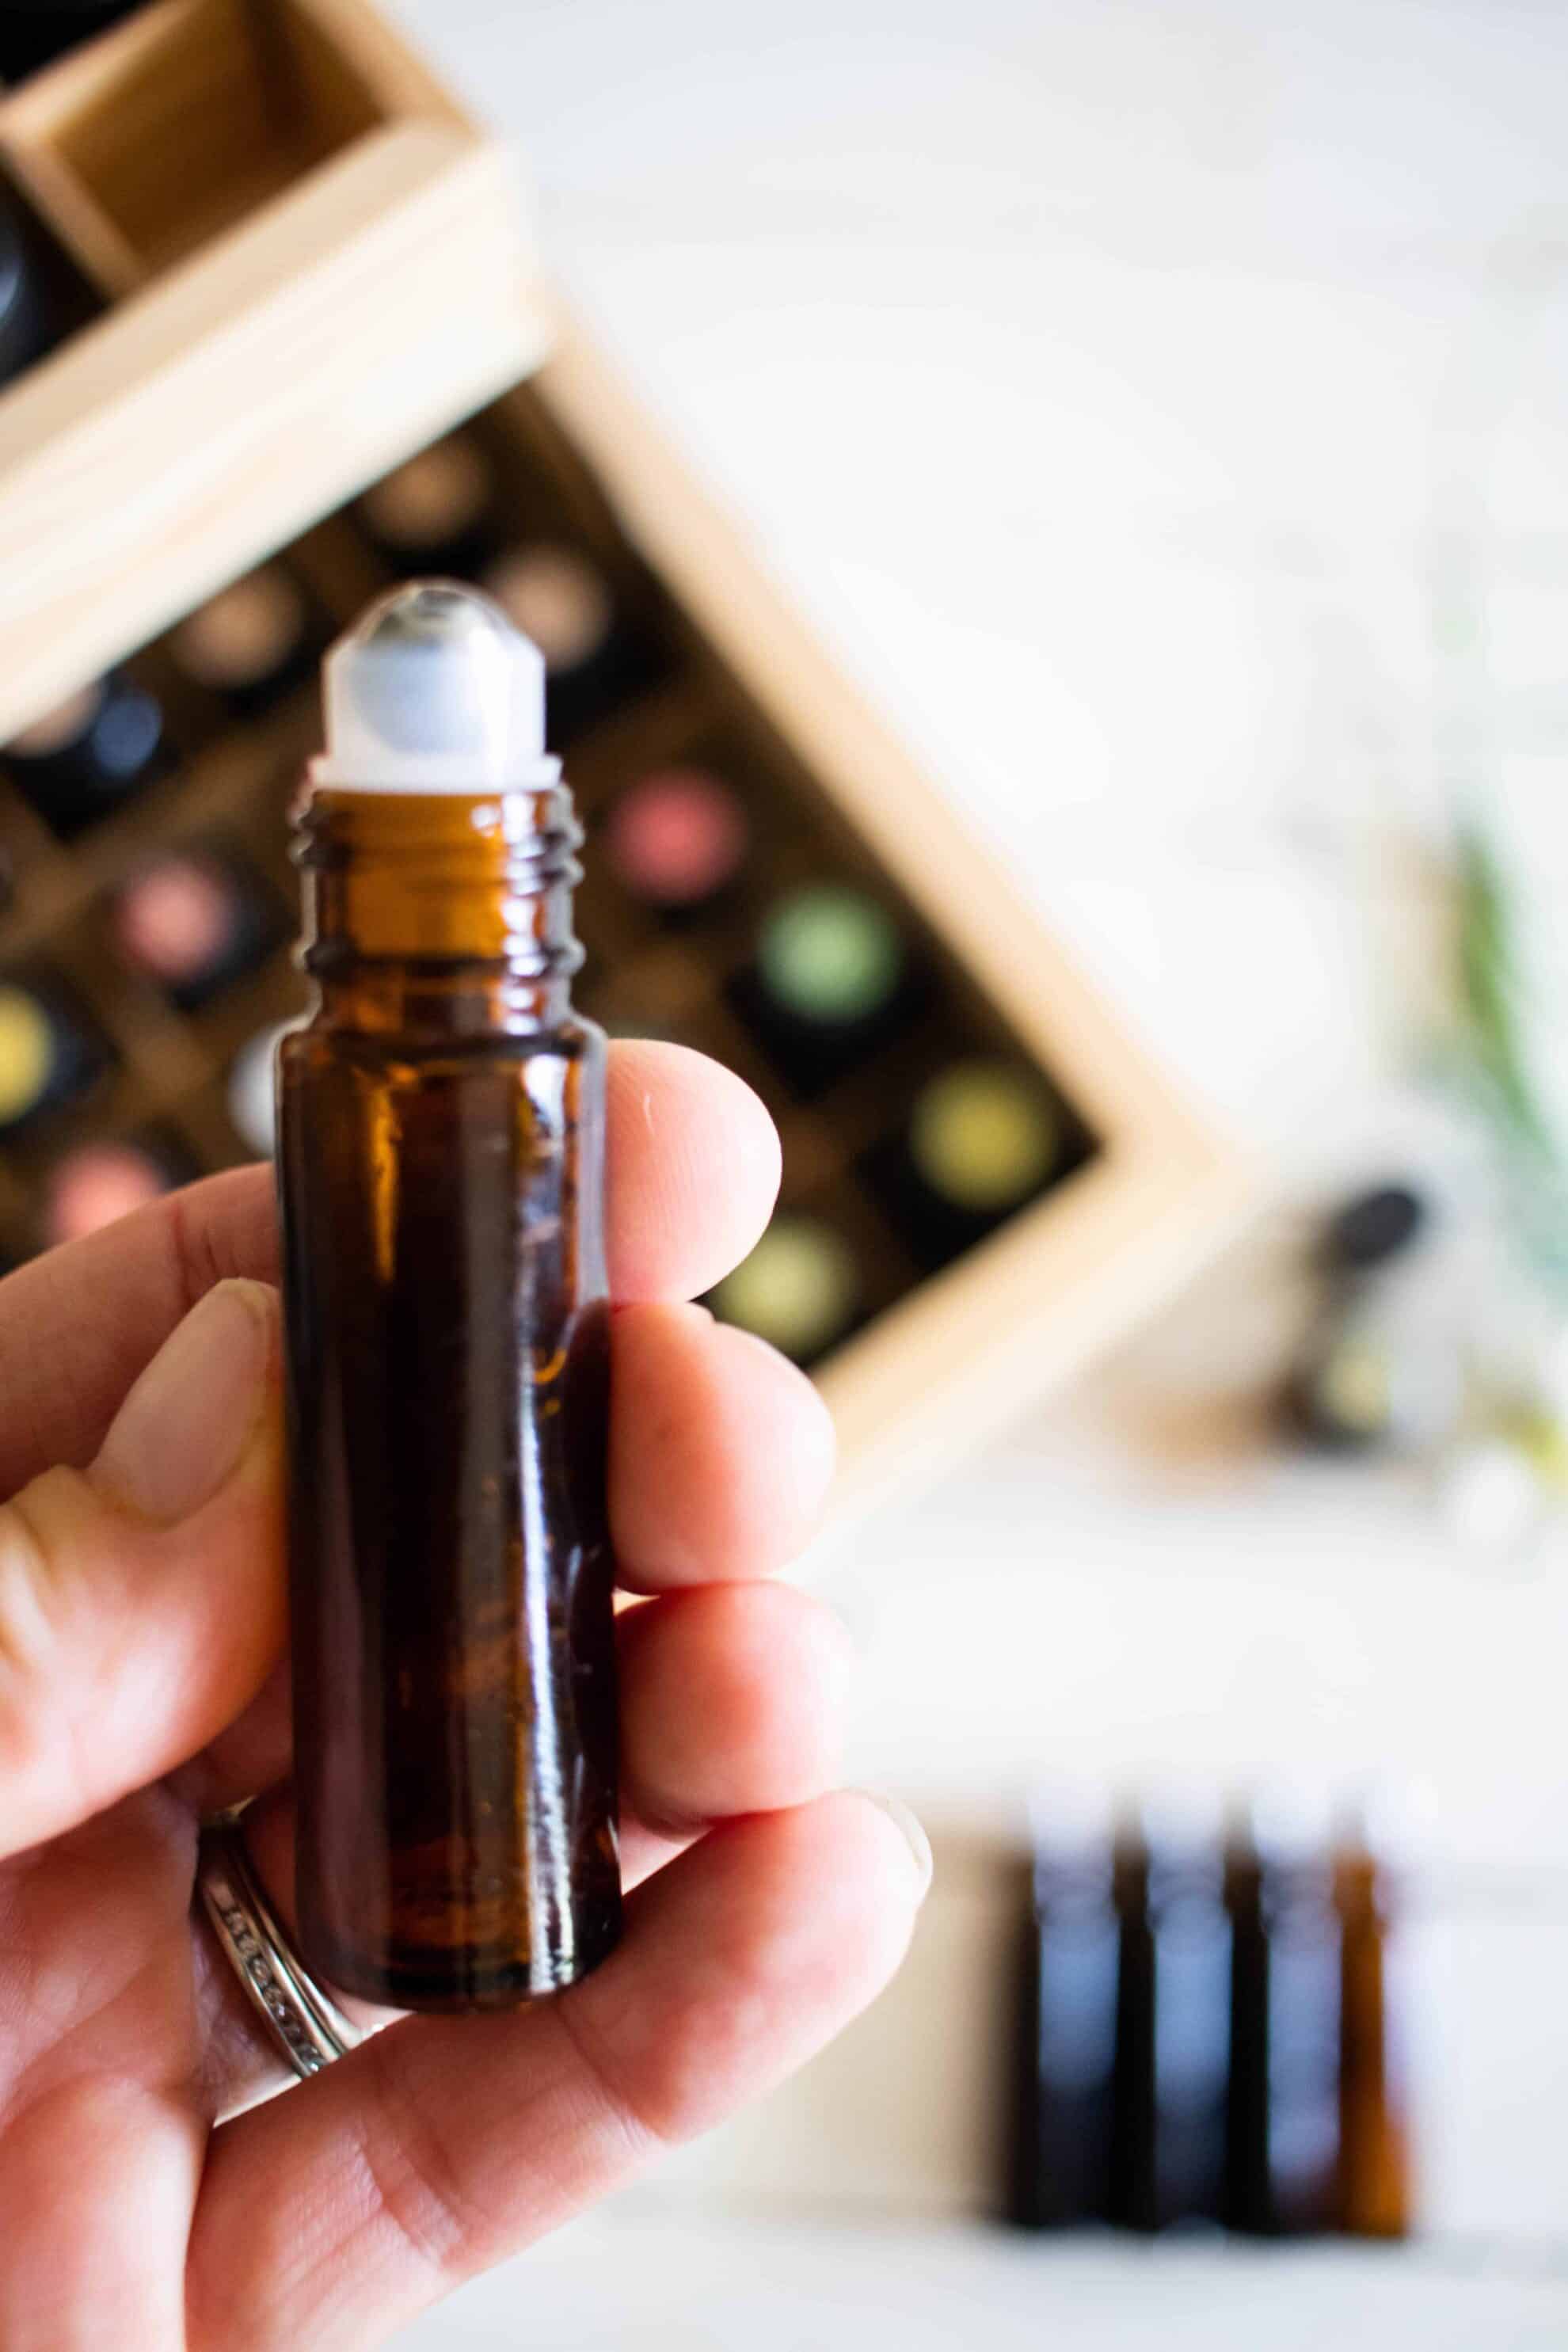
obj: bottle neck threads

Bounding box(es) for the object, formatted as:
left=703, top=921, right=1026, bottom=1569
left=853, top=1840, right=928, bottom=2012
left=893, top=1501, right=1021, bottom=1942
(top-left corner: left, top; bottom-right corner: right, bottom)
left=293, top=786, right=584, bottom=1031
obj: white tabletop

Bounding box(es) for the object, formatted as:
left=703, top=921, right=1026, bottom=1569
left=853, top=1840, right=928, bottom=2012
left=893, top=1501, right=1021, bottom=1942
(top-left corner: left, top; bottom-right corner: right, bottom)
left=393, top=2210, right=1568, bottom=2351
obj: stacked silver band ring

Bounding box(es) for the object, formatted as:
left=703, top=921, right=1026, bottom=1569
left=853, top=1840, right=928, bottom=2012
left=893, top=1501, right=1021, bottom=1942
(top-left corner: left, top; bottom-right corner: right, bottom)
left=197, top=1815, right=360, bottom=2080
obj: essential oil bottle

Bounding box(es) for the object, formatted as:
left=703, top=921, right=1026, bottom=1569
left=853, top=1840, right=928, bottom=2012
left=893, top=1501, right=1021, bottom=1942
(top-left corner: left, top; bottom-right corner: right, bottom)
left=1334, top=1787, right=1417, bottom=2238
left=2, top=671, right=166, bottom=835
left=1006, top=1783, right=1119, bottom=2228
left=1224, top=1783, right=1342, bottom=2235
left=1, top=190, right=46, bottom=386
left=279, top=581, right=622, bottom=2011
left=1111, top=1786, right=1231, bottom=2233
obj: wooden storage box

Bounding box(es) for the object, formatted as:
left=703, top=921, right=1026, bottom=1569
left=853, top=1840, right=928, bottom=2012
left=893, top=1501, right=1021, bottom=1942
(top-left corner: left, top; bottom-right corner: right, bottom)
left=0, top=0, right=543, bottom=738
left=0, top=0, right=1246, bottom=1524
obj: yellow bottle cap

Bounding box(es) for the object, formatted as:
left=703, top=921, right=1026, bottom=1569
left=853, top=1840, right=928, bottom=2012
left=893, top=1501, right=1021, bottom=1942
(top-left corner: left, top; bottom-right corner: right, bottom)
left=0, top=984, right=55, bottom=1125
left=910, top=1061, right=1060, bottom=1212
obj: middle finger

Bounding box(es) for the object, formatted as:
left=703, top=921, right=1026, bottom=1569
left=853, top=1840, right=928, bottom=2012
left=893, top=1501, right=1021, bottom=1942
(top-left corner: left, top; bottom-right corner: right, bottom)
left=180, top=1300, right=835, bottom=1812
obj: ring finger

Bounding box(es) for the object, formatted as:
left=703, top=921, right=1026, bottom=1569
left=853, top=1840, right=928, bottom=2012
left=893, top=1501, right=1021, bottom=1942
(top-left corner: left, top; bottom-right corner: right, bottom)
left=195, top=1575, right=856, bottom=2117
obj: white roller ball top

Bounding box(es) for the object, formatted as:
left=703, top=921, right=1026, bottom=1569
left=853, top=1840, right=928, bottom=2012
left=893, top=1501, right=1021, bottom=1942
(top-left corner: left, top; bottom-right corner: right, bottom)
left=311, top=580, right=559, bottom=792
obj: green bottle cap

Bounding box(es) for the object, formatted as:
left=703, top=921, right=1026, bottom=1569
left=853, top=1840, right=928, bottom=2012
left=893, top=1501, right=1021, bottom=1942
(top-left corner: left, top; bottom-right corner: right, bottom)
left=757, top=886, right=903, bottom=1025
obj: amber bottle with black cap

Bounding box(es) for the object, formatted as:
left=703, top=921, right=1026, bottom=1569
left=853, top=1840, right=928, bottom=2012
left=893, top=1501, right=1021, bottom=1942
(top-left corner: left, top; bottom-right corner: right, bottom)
left=278, top=581, right=621, bottom=2011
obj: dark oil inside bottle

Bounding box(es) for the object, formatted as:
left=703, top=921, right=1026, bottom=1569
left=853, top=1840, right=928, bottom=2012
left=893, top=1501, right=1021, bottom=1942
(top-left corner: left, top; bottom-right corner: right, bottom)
left=1335, top=1841, right=1413, bottom=2237
left=1116, top=1822, right=1230, bottom=2234
left=1224, top=1829, right=1341, bottom=2235
left=1006, top=1840, right=1118, bottom=2228
left=280, top=786, right=621, bottom=2009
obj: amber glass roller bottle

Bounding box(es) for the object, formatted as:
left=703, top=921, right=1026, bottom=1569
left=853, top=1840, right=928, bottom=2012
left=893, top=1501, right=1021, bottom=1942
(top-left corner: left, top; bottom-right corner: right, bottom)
left=279, top=582, right=621, bottom=2011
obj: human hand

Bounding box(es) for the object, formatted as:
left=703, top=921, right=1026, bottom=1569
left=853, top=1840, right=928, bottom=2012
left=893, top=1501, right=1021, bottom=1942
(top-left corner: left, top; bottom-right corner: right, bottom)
left=0, top=1042, right=929, bottom=2349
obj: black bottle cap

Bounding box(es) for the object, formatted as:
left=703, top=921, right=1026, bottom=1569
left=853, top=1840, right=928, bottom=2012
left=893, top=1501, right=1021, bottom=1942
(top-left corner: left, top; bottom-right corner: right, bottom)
left=0, top=195, right=21, bottom=314
left=0, top=191, right=40, bottom=386
left=1320, top=1182, right=1429, bottom=1274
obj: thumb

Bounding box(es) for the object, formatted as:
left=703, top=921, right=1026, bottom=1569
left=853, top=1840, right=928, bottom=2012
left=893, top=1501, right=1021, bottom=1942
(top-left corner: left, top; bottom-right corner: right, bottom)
left=0, top=1278, right=285, bottom=1859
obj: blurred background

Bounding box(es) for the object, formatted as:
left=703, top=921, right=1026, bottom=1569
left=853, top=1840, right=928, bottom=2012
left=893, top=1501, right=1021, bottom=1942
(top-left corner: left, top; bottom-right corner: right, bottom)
left=400, top=0, right=1568, bottom=2338
left=8, top=0, right=1568, bottom=2342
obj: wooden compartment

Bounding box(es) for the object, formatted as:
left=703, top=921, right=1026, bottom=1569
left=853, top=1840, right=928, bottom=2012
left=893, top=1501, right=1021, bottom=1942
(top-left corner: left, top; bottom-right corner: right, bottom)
left=2, top=0, right=459, bottom=281
left=0, top=0, right=545, bottom=743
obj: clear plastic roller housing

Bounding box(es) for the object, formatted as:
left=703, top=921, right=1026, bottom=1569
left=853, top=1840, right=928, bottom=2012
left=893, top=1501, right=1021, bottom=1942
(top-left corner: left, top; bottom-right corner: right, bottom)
left=310, top=580, right=560, bottom=792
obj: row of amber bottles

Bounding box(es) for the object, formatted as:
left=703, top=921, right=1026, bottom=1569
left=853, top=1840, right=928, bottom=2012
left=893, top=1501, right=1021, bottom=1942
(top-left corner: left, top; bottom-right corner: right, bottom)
left=1007, top=1783, right=1413, bottom=2237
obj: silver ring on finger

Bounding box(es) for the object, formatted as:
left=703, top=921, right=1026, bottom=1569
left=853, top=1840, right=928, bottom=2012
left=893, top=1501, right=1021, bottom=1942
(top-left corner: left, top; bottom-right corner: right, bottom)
left=197, top=1814, right=360, bottom=2081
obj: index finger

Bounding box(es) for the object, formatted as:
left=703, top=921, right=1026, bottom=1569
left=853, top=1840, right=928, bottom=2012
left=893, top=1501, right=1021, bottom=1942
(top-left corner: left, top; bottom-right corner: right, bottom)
left=0, top=1040, right=779, bottom=1495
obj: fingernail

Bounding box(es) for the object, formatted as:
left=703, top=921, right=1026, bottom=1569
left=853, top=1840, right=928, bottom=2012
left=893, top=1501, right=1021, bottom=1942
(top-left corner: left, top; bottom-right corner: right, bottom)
left=855, top=1791, right=934, bottom=1904
left=95, top=1280, right=275, bottom=1524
